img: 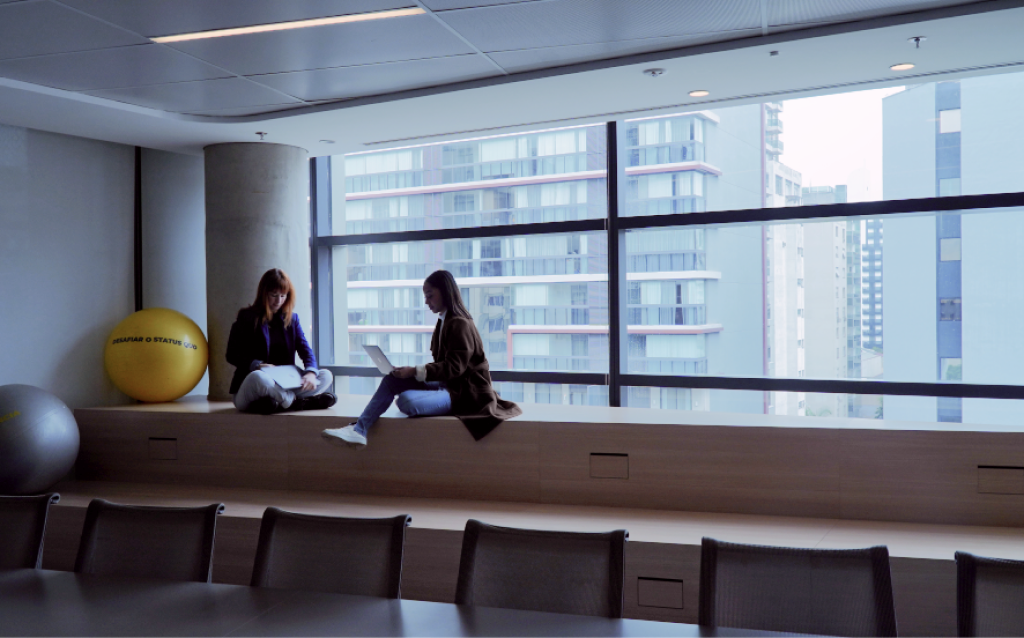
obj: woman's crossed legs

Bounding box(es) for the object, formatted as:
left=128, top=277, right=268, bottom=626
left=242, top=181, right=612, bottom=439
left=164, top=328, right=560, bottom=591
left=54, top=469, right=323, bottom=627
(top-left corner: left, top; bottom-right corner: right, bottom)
left=353, top=375, right=451, bottom=435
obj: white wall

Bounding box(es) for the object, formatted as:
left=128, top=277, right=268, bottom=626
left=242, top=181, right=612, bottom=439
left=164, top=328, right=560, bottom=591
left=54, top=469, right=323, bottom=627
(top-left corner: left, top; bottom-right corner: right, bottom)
left=141, top=148, right=208, bottom=396
left=0, top=124, right=134, bottom=408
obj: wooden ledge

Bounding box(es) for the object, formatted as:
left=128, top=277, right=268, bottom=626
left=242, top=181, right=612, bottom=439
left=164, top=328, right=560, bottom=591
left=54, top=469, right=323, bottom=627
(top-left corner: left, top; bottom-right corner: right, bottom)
left=78, top=394, right=1024, bottom=433
left=73, top=396, right=1024, bottom=527
left=48, top=480, right=1024, bottom=562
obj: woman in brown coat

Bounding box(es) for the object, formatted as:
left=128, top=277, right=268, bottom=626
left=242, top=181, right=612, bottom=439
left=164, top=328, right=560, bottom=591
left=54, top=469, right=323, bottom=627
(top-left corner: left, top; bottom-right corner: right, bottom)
left=322, top=270, right=521, bottom=448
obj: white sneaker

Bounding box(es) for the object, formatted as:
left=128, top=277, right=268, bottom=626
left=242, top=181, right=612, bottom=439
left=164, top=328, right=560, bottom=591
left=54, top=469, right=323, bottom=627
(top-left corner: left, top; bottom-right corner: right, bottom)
left=322, top=424, right=367, bottom=449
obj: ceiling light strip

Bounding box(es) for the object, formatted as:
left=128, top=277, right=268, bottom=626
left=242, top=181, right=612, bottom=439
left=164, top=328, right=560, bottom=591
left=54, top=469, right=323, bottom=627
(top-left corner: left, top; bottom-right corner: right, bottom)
left=150, top=7, right=425, bottom=43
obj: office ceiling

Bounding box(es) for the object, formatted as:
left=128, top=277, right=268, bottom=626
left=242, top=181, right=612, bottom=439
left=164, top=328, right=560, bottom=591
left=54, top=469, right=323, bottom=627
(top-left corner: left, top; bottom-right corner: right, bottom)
left=0, top=0, right=998, bottom=115
left=0, top=0, right=1021, bottom=156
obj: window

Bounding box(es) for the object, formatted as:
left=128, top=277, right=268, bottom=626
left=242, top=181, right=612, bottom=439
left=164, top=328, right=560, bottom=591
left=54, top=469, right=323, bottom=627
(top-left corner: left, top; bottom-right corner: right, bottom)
left=940, top=298, right=962, bottom=321
left=939, top=109, right=961, bottom=134
left=940, top=238, right=962, bottom=261
left=939, top=178, right=961, bottom=197
left=313, top=70, right=1024, bottom=420
left=941, top=358, right=963, bottom=381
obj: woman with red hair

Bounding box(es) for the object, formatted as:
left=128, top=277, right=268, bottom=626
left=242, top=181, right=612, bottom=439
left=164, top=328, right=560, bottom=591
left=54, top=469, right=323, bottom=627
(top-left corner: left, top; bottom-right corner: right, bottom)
left=227, top=268, right=335, bottom=414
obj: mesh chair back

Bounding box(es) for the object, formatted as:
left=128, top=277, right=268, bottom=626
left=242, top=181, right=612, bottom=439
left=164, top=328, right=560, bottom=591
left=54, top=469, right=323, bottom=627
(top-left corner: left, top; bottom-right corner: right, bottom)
left=74, top=498, right=224, bottom=583
left=0, top=493, right=59, bottom=569
left=455, top=519, right=627, bottom=618
left=251, top=508, right=410, bottom=597
left=956, top=551, right=1024, bottom=637
left=699, top=537, right=897, bottom=637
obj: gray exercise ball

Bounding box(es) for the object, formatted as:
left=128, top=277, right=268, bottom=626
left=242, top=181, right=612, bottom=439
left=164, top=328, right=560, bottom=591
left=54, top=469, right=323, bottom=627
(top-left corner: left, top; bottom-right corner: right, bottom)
left=0, top=384, right=80, bottom=495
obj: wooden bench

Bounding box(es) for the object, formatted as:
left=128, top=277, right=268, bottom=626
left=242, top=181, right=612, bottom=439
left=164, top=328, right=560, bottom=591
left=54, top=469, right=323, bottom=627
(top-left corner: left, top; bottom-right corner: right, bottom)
left=75, top=396, right=1024, bottom=526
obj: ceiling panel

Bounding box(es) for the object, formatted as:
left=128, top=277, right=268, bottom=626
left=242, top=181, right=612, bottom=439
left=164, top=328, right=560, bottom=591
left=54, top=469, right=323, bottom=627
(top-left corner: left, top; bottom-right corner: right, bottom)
left=769, top=0, right=985, bottom=25
left=58, top=0, right=416, bottom=38
left=490, top=30, right=762, bottom=73
left=0, top=44, right=231, bottom=91
left=437, top=0, right=762, bottom=52
left=85, top=77, right=303, bottom=112
left=251, top=55, right=501, bottom=101
left=0, top=1, right=147, bottom=61
left=165, top=14, right=475, bottom=76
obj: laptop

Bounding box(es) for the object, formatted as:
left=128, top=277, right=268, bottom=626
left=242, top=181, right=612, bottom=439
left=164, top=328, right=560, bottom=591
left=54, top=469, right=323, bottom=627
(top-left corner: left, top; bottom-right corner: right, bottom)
left=362, top=345, right=395, bottom=375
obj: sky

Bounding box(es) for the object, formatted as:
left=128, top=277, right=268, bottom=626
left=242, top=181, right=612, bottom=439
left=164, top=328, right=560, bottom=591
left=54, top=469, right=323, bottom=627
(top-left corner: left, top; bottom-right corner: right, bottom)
left=780, top=86, right=905, bottom=202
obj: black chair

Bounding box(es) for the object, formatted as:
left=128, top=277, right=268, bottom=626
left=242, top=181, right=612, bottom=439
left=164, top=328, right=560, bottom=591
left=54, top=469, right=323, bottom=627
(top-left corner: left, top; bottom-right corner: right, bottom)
left=956, top=551, right=1024, bottom=637
left=0, top=493, right=60, bottom=569
left=454, top=519, right=627, bottom=618
left=698, top=537, right=898, bottom=637
left=74, top=498, right=224, bottom=583
left=250, top=508, right=410, bottom=597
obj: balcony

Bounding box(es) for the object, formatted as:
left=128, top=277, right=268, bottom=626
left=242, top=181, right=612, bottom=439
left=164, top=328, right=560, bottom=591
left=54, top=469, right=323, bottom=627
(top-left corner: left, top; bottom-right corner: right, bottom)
left=766, top=117, right=783, bottom=132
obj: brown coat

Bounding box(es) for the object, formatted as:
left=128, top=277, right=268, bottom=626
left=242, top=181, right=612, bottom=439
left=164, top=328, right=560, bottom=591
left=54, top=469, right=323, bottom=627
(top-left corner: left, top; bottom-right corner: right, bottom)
left=425, top=315, right=521, bottom=440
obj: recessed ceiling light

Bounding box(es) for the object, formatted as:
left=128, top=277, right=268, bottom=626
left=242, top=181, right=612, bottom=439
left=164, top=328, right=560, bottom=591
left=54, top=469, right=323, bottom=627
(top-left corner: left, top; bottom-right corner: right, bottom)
left=689, top=90, right=710, bottom=97
left=151, top=8, right=425, bottom=43
left=890, top=63, right=915, bottom=71
left=320, top=140, right=335, bottom=144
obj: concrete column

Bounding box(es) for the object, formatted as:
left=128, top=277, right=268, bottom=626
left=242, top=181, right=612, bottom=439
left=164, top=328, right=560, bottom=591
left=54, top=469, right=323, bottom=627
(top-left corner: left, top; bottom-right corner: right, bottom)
left=204, top=143, right=309, bottom=401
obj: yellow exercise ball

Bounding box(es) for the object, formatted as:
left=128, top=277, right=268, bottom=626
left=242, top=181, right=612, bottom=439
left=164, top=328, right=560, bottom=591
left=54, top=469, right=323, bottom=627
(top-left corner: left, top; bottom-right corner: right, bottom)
left=104, top=308, right=209, bottom=402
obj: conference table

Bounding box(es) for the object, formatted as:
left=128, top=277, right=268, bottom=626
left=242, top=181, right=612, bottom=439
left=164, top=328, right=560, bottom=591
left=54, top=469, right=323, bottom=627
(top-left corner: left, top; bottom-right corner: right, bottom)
left=0, top=570, right=805, bottom=637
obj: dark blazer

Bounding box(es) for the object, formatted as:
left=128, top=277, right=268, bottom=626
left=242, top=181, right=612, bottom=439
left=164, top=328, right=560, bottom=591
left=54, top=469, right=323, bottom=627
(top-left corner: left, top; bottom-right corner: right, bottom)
left=226, top=307, right=317, bottom=395
left=425, top=315, right=522, bottom=441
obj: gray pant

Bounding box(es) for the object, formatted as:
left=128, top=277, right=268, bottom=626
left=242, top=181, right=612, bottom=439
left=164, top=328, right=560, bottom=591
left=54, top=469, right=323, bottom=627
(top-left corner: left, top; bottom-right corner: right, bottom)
left=233, top=368, right=334, bottom=411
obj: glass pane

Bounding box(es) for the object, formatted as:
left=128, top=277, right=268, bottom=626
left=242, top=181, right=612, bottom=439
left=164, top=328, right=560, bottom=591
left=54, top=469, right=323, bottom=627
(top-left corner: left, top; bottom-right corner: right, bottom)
left=624, top=208, right=1024, bottom=406
left=494, top=382, right=609, bottom=406
left=336, top=377, right=608, bottom=406
left=625, top=388, right=1024, bottom=428
left=331, top=231, right=608, bottom=372
left=620, top=70, right=1024, bottom=218
left=330, top=125, right=607, bottom=234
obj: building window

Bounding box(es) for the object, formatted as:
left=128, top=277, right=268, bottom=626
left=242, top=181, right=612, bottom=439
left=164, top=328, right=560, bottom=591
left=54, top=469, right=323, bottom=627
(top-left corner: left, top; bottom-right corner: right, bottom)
left=941, top=357, right=963, bottom=381
left=939, top=109, right=962, bottom=134
left=940, top=298, right=962, bottom=321
left=939, top=178, right=961, bottom=197
left=940, top=238, right=962, bottom=261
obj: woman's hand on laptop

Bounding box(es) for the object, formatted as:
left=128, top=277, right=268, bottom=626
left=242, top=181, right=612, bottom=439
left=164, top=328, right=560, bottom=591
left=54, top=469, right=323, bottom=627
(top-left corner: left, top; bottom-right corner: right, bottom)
left=391, top=366, right=416, bottom=379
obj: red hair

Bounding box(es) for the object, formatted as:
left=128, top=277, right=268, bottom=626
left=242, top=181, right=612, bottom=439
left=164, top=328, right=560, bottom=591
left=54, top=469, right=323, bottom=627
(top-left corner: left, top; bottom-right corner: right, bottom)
left=252, top=268, right=296, bottom=327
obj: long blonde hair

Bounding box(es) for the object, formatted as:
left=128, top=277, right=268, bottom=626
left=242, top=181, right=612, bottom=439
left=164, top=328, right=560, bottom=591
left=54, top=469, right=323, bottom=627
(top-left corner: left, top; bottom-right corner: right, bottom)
left=252, top=268, right=296, bottom=327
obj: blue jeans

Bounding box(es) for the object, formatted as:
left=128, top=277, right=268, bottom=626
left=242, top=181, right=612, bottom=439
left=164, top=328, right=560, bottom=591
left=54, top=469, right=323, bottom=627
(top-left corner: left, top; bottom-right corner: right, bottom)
left=355, top=375, right=452, bottom=435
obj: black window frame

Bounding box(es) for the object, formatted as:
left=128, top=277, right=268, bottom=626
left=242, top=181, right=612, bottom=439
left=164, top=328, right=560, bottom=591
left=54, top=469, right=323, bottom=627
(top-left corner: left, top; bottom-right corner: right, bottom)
left=310, top=123, right=1024, bottom=407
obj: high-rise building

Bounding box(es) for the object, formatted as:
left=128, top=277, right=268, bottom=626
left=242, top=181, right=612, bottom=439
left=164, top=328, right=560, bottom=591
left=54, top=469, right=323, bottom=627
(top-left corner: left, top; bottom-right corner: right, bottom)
left=332, top=102, right=807, bottom=414
left=333, top=125, right=610, bottom=407
left=861, top=218, right=883, bottom=360
left=800, top=186, right=854, bottom=417
left=882, top=73, right=1024, bottom=425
